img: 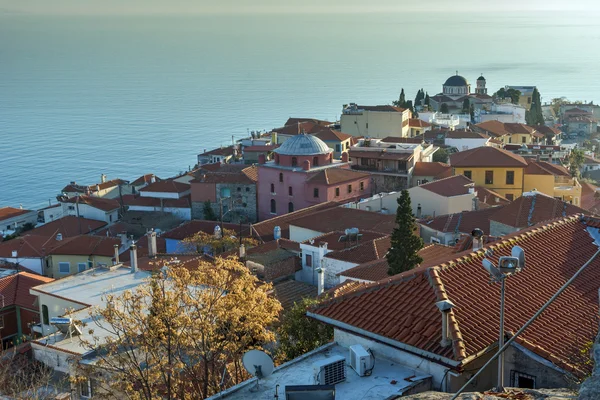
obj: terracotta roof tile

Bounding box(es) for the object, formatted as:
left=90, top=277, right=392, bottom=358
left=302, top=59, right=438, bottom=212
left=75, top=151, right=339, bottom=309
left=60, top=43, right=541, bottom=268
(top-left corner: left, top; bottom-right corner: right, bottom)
left=0, top=207, right=34, bottom=222
left=270, top=279, right=318, bottom=311
left=418, top=175, right=474, bottom=197
left=26, top=216, right=107, bottom=238
left=302, top=230, right=386, bottom=251
left=412, top=162, right=452, bottom=179
left=532, top=125, right=561, bottom=137
left=139, top=180, right=190, bottom=194
left=409, top=119, right=432, bottom=128
left=581, top=182, right=600, bottom=214
left=475, top=187, right=511, bottom=208
left=289, top=208, right=397, bottom=236
left=446, top=130, right=488, bottom=139
left=0, top=235, right=62, bottom=258
left=47, top=235, right=121, bottom=257
left=200, top=146, right=236, bottom=157
left=273, top=121, right=324, bottom=135
left=242, top=145, right=279, bottom=152
left=162, top=220, right=249, bottom=241
left=348, top=149, right=413, bottom=161
left=524, top=161, right=570, bottom=176
left=0, top=272, right=54, bottom=309
left=251, top=202, right=340, bottom=242
left=419, top=206, right=502, bottom=235
left=325, top=236, right=390, bottom=264
left=450, top=146, right=528, bottom=168
left=62, top=195, right=120, bottom=212
left=311, top=215, right=600, bottom=376
left=284, top=118, right=332, bottom=127
left=324, top=280, right=368, bottom=298
left=122, top=194, right=191, bottom=209
left=306, top=168, right=370, bottom=185
left=489, top=192, right=590, bottom=228
left=313, top=128, right=353, bottom=142
left=131, top=174, right=160, bottom=186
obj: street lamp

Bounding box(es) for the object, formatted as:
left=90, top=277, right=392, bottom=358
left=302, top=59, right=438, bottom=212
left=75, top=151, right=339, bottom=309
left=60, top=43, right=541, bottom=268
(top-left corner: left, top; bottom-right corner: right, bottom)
left=481, top=243, right=525, bottom=391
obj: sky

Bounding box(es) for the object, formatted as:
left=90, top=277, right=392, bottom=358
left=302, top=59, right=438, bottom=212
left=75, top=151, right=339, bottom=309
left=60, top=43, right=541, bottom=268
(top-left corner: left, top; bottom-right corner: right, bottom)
left=1, top=0, right=600, bottom=15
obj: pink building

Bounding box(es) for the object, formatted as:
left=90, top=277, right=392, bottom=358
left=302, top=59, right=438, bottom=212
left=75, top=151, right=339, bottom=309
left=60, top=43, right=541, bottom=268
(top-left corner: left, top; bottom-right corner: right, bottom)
left=257, top=134, right=371, bottom=221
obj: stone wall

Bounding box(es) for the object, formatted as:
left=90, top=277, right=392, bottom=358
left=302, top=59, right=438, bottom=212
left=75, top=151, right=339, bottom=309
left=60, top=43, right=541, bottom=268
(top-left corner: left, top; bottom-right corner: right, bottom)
left=263, top=257, right=298, bottom=282
left=192, top=183, right=257, bottom=223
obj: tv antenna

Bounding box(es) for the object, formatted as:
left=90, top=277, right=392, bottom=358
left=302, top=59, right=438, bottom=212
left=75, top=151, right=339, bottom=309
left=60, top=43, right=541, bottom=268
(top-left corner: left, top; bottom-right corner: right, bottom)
left=242, top=349, right=274, bottom=392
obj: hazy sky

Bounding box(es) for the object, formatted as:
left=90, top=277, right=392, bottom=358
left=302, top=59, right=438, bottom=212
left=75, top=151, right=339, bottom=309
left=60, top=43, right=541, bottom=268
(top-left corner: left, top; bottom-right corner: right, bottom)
left=2, top=0, right=600, bottom=15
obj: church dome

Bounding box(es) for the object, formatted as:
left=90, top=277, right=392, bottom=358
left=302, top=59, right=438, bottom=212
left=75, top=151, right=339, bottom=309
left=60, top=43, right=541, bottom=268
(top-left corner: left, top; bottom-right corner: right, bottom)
left=444, top=75, right=468, bottom=87
left=477, top=75, right=486, bottom=81
left=274, top=133, right=331, bottom=156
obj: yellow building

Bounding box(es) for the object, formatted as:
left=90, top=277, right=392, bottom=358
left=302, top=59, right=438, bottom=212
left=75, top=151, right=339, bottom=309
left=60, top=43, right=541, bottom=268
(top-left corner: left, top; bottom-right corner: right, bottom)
left=340, top=104, right=411, bottom=138
left=505, top=85, right=536, bottom=111
left=473, top=121, right=545, bottom=145
left=46, top=235, right=121, bottom=278
left=450, top=147, right=580, bottom=204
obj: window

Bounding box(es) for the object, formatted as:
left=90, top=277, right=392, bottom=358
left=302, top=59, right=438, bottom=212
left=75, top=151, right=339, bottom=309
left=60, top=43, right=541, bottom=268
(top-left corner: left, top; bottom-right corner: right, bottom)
left=78, top=262, right=87, bottom=273
left=508, top=137, right=512, bottom=143
left=335, top=187, right=340, bottom=197
left=506, top=171, right=515, bottom=185
left=270, top=199, right=276, bottom=214
left=42, top=305, right=49, bottom=325
left=220, top=187, right=231, bottom=198
left=511, top=371, right=536, bottom=389
left=246, top=187, right=250, bottom=192
left=288, top=202, right=294, bottom=213
left=485, top=170, right=494, bottom=185
left=521, top=136, right=526, bottom=143
left=68, top=205, right=75, bottom=211
left=109, top=214, right=113, bottom=222
left=306, top=254, right=312, bottom=268
left=288, top=186, right=293, bottom=196
left=314, top=188, right=319, bottom=198
left=347, top=184, right=352, bottom=193
left=237, top=187, right=241, bottom=192
left=313, top=156, right=319, bottom=167
left=270, top=183, right=275, bottom=194
left=346, top=142, right=350, bottom=150
left=366, top=122, right=369, bottom=129
left=80, top=378, right=95, bottom=398
left=59, top=262, right=70, bottom=274
left=279, top=173, right=283, bottom=183
left=335, top=144, right=341, bottom=152
left=506, top=194, right=514, bottom=201
left=463, top=171, right=472, bottom=179
left=360, top=181, right=364, bottom=191
left=291, top=157, right=297, bottom=167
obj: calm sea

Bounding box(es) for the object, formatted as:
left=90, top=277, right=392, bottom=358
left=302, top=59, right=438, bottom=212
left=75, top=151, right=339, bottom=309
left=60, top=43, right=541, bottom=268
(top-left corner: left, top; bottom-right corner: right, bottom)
left=2, top=11, right=600, bottom=209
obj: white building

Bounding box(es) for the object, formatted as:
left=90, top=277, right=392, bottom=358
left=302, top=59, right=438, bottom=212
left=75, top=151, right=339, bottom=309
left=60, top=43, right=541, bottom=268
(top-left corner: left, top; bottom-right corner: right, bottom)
left=444, top=130, right=491, bottom=151
left=408, top=175, right=476, bottom=219
left=123, top=180, right=192, bottom=220
left=477, top=102, right=526, bottom=124
left=60, top=196, right=120, bottom=224
left=340, top=103, right=411, bottom=138
left=417, top=112, right=462, bottom=130
left=0, top=206, right=37, bottom=235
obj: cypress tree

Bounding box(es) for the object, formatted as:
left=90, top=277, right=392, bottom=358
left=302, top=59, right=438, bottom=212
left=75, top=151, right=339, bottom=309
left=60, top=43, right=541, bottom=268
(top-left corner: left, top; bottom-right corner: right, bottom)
left=462, top=98, right=470, bottom=114
left=441, top=103, right=449, bottom=114
left=424, top=92, right=430, bottom=107
left=399, top=88, right=406, bottom=107
left=386, top=190, right=424, bottom=276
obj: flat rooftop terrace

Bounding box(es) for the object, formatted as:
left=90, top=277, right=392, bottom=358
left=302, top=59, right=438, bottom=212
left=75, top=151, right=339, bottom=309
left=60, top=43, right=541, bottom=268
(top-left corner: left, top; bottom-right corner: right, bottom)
left=209, top=343, right=431, bottom=400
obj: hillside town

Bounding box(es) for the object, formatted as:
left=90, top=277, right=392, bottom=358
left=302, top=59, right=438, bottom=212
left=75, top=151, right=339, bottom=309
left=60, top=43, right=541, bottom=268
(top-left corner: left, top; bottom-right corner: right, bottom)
left=1, top=74, right=600, bottom=399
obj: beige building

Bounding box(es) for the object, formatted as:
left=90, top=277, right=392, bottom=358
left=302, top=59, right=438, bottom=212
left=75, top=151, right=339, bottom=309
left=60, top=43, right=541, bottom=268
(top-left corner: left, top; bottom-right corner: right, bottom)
left=45, top=235, right=122, bottom=278
left=408, top=175, right=476, bottom=218
left=340, top=103, right=411, bottom=138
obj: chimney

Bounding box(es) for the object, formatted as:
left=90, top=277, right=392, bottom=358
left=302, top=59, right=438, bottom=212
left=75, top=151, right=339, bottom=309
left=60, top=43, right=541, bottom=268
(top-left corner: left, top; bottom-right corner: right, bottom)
left=416, top=203, right=422, bottom=218
left=101, top=174, right=107, bottom=183
left=258, top=154, right=266, bottom=165
left=471, top=228, right=484, bottom=251
left=113, top=244, right=120, bottom=264
left=95, top=184, right=100, bottom=193
left=435, top=300, right=455, bottom=347
left=150, top=174, right=156, bottom=184
left=130, top=244, right=138, bottom=273
left=473, top=197, right=480, bottom=211
left=536, top=154, right=541, bottom=162
left=120, top=232, right=128, bottom=246
left=148, top=230, right=157, bottom=258
left=341, top=152, right=349, bottom=163
left=56, top=233, right=63, bottom=241
left=271, top=131, right=278, bottom=145
left=316, top=267, right=325, bottom=295
left=303, top=160, right=311, bottom=171
left=11, top=250, right=17, bottom=258
left=239, top=244, right=246, bottom=258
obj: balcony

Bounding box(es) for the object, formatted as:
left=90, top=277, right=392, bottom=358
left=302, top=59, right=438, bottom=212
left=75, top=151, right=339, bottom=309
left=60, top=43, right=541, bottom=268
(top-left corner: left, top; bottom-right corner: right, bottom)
left=351, top=165, right=408, bottom=175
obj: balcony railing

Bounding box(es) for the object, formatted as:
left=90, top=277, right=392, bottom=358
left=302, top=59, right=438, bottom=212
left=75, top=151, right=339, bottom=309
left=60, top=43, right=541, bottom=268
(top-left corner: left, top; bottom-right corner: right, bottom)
left=351, top=165, right=408, bottom=174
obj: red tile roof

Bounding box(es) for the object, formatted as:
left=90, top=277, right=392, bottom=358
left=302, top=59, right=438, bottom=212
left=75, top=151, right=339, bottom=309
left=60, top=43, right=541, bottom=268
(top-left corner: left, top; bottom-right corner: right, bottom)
left=584, top=155, right=600, bottom=165
left=270, top=279, right=318, bottom=311
left=581, top=182, right=600, bottom=214
left=284, top=118, right=332, bottom=127
left=409, top=119, right=432, bottom=128
left=243, top=145, right=279, bottom=152
left=0, top=235, right=63, bottom=258
left=273, top=121, right=324, bottom=136
left=26, top=216, right=107, bottom=238
left=200, top=146, right=236, bottom=157
left=0, top=207, right=34, bottom=222
left=313, top=128, right=353, bottom=142
left=339, top=243, right=457, bottom=282
left=524, top=161, right=570, bottom=176
left=419, top=206, right=502, bottom=235
left=324, top=236, right=390, bottom=265
left=348, top=149, right=413, bottom=161
left=489, top=192, right=590, bottom=228
left=449, top=146, right=528, bottom=168
left=131, top=174, right=160, bottom=187
left=61, top=179, right=126, bottom=194
left=62, top=195, right=120, bottom=212
left=48, top=235, right=121, bottom=257
left=302, top=230, right=386, bottom=251
left=139, top=180, right=190, bottom=194
left=445, top=130, right=488, bottom=139
left=306, top=168, right=370, bottom=185
left=123, top=254, right=214, bottom=272
left=290, top=208, right=397, bottom=236
left=418, top=175, right=474, bottom=197
left=0, top=272, right=54, bottom=309
left=311, top=215, right=600, bottom=376
left=475, top=187, right=510, bottom=208
left=532, top=125, right=561, bottom=137
left=412, top=162, right=452, bottom=179
left=251, top=202, right=341, bottom=242
left=162, top=220, right=249, bottom=241
left=122, top=194, right=191, bottom=209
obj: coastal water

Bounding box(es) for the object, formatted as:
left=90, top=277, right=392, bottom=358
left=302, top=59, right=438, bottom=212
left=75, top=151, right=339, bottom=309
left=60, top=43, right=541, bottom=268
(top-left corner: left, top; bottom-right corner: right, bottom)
left=2, top=11, right=600, bottom=209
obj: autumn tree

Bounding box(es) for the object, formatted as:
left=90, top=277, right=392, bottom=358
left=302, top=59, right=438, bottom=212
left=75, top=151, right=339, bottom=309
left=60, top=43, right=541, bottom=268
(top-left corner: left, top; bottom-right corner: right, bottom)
left=77, top=258, right=282, bottom=399
left=183, top=228, right=258, bottom=255
left=276, top=297, right=333, bottom=362
left=0, top=347, right=59, bottom=399
left=386, top=190, right=424, bottom=276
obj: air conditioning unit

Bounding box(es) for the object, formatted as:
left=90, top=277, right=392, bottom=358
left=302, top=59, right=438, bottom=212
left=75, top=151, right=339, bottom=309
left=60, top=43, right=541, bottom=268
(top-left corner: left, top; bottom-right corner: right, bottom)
left=313, top=355, right=346, bottom=385
left=349, top=345, right=372, bottom=376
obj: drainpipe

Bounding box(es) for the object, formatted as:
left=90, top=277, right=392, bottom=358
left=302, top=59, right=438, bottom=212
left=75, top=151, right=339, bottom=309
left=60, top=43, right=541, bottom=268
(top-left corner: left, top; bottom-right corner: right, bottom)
left=113, top=244, right=120, bottom=264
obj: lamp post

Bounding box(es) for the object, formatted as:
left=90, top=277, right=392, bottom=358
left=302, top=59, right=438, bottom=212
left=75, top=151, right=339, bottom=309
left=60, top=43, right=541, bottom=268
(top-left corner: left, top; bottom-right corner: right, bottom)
left=480, top=244, right=525, bottom=391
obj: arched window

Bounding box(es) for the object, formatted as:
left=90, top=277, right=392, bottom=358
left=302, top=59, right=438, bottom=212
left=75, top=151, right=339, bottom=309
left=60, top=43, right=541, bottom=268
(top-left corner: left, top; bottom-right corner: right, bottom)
left=288, top=202, right=294, bottom=213
left=270, top=199, right=276, bottom=214
left=313, top=156, right=319, bottom=167
left=270, top=183, right=275, bottom=193
left=42, top=305, right=49, bottom=325
left=291, top=157, right=297, bottom=167
left=279, top=173, right=283, bottom=183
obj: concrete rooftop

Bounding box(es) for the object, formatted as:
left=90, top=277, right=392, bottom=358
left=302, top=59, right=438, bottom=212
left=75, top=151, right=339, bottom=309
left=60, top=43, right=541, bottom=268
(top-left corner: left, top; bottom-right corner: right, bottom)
left=208, top=343, right=431, bottom=400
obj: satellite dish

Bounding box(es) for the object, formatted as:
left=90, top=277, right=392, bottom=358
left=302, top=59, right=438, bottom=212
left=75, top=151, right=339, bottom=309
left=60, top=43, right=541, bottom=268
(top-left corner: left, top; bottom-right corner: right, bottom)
left=242, top=350, right=274, bottom=392
left=482, top=258, right=503, bottom=281
left=511, top=246, right=525, bottom=270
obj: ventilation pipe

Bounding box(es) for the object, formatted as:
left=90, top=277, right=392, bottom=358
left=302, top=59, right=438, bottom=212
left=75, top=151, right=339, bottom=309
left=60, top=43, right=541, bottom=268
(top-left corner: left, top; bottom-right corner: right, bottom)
left=471, top=228, right=484, bottom=251
left=317, top=267, right=325, bottom=295
left=148, top=230, right=157, bottom=258
left=56, top=233, right=63, bottom=241
left=435, top=300, right=455, bottom=347
left=113, top=244, right=120, bottom=264
left=130, top=244, right=138, bottom=273
left=417, top=203, right=422, bottom=218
